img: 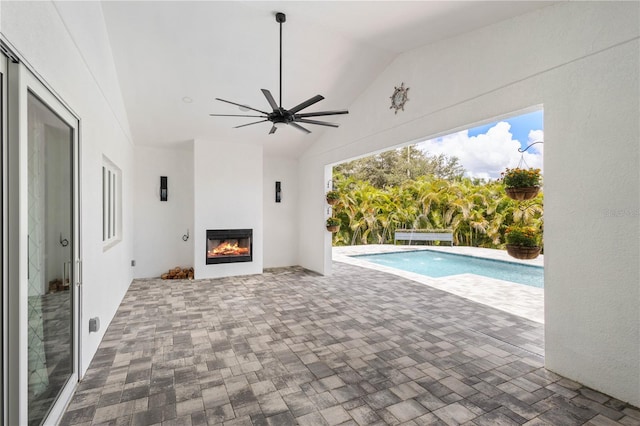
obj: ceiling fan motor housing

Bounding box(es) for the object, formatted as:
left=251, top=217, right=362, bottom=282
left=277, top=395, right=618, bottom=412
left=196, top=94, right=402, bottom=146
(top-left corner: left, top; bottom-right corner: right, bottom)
left=269, top=109, right=293, bottom=124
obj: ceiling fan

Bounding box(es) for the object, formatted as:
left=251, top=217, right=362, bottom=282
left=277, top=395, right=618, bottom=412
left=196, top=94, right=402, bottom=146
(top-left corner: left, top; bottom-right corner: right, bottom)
left=209, top=12, right=349, bottom=135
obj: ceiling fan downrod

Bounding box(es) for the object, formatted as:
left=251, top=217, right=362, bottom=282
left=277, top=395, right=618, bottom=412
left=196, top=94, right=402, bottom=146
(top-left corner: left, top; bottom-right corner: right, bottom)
left=276, top=12, right=286, bottom=109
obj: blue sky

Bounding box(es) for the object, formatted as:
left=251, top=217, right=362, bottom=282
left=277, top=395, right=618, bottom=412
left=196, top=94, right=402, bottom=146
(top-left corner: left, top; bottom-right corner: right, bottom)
left=468, top=110, right=544, bottom=152
left=416, top=109, right=544, bottom=180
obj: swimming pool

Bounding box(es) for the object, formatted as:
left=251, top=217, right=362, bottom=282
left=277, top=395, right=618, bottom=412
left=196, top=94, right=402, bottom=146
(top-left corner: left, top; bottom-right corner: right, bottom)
left=353, top=250, right=544, bottom=288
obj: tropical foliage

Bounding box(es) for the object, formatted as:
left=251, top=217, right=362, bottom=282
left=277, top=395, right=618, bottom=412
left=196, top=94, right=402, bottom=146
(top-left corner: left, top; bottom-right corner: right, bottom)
left=502, top=167, right=542, bottom=188
left=329, top=172, right=543, bottom=248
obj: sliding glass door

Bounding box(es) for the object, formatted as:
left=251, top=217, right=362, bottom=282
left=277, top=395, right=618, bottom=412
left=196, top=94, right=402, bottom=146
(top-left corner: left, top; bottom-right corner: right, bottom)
left=3, top=47, right=80, bottom=426
left=26, top=90, right=76, bottom=425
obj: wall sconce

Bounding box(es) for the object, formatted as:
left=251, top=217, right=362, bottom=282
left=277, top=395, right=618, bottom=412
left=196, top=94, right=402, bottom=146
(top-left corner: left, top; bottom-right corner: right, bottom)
left=160, top=176, right=167, bottom=201
left=89, top=317, right=100, bottom=333
left=275, top=181, right=282, bottom=203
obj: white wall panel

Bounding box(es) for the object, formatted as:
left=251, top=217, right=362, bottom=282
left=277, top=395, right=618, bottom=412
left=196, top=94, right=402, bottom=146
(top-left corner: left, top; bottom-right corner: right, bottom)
left=298, top=1, right=639, bottom=406
left=133, top=144, right=194, bottom=278
left=193, top=140, right=263, bottom=279
left=263, top=156, right=299, bottom=268
left=1, top=1, right=135, bottom=374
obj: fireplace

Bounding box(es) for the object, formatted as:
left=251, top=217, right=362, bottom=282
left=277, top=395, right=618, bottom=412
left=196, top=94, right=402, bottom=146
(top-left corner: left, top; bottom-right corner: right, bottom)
left=206, top=229, right=253, bottom=264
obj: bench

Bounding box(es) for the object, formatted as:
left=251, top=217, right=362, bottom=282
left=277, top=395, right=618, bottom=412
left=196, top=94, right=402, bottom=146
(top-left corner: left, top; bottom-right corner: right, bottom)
left=394, top=230, right=454, bottom=246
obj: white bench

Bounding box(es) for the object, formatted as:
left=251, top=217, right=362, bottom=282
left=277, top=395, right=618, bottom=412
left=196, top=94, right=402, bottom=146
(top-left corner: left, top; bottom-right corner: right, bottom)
left=394, top=230, right=454, bottom=246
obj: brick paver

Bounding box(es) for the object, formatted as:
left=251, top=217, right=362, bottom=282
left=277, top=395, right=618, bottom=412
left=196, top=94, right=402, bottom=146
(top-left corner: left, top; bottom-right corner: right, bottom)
left=61, top=264, right=639, bottom=425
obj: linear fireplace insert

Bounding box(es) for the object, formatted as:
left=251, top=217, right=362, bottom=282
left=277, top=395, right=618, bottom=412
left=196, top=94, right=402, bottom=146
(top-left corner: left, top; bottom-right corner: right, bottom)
left=206, top=229, right=253, bottom=264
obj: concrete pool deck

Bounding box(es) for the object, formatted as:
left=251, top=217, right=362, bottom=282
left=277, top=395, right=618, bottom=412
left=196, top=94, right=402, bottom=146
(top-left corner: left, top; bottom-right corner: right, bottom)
left=333, top=245, right=545, bottom=324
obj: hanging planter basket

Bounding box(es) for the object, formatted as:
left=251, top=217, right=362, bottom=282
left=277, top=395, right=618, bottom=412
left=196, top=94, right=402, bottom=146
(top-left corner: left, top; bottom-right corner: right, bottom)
left=326, top=190, right=340, bottom=205
left=505, top=186, right=540, bottom=201
left=326, top=197, right=339, bottom=206
left=326, top=217, right=341, bottom=233
left=506, top=245, right=541, bottom=260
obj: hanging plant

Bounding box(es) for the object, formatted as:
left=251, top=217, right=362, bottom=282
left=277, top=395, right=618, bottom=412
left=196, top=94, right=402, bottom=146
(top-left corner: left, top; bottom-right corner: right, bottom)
left=326, top=217, right=341, bottom=233
left=505, top=225, right=541, bottom=259
left=326, top=190, right=340, bottom=205
left=502, top=168, right=541, bottom=201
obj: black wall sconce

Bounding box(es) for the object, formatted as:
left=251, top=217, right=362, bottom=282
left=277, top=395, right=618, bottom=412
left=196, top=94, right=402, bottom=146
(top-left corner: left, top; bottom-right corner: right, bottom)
left=160, top=176, right=168, bottom=201
left=275, top=181, right=282, bottom=203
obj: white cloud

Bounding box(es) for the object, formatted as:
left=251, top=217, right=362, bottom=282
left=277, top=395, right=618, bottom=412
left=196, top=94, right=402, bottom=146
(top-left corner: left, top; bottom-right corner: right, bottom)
left=416, top=122, right=543, bottom=179
left=527, top=129, right=544, bottom=155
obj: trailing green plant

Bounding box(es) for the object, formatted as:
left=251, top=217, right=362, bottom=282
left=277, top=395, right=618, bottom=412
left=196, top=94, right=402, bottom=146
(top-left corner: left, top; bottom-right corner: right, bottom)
left=501, top=168, right=541, bottom=188
left=505, top=226, right=540, bottom=247
left=326, top=216, right=341, bottom=226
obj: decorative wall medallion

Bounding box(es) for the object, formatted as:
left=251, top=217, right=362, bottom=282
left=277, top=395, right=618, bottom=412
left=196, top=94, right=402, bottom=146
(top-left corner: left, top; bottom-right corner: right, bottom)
left=390, top=82, right=409, bottom=114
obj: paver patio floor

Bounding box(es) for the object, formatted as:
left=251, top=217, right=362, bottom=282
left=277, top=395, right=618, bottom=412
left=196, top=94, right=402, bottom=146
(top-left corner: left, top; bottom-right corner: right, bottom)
left=333, top=245, right=544, bottom=323
left=61, top=263, right=639, bottom=425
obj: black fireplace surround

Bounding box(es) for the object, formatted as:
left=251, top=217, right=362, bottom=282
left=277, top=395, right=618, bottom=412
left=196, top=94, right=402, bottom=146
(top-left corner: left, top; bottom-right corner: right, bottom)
left=206, top=229, right=253, bottom=264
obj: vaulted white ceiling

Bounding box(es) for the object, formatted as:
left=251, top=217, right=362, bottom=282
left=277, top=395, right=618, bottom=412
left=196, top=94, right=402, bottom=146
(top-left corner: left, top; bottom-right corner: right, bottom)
left=100, top=1, right=554, bottom=157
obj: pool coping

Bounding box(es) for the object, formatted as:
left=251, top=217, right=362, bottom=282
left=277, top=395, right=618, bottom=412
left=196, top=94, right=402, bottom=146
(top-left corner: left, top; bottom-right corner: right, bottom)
left=333, top=245, right=544, bottom=324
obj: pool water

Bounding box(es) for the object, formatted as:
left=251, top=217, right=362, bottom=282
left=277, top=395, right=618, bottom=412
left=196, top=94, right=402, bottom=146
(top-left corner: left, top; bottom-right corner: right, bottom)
left=354, top=250, right=544, bottom=288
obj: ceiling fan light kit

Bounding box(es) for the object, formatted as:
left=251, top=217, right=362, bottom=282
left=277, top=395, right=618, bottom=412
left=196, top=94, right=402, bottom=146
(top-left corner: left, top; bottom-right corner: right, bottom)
left=210, top=12, right=349, bottom=134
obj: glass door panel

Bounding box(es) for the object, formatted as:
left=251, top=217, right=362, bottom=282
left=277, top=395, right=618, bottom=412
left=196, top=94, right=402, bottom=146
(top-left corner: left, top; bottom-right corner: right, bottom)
left=26, top=91, right=74, bottom=426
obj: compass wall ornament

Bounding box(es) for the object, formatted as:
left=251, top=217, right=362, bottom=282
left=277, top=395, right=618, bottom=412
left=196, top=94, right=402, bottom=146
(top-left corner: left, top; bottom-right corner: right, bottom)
left=390, top=82, right=409, bottom=114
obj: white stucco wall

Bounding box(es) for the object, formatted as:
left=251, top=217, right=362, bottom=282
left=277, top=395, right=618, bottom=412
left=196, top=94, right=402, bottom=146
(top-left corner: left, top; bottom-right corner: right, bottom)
left=298, top=2, right=640, bottom=406
left=1, top=0, right=135, bottom=376
left=133, top=144, right=194, bottom=278
left=132, top=148, right=299, bottom=275
left=263, top=156, right=299, bottom=268
left=193, top=139, right=264, bottom=279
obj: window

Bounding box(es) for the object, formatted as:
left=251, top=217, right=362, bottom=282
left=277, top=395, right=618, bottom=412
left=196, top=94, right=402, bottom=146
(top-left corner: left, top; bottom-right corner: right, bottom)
left=102, top=156, right=121, bottom=247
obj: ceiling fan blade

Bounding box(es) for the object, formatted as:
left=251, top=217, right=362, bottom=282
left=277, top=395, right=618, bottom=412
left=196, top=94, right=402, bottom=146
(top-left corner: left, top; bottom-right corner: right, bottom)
left=234, top=120, right=268, bottom=129
left=289, top=122, right=311, bottom=134
left=261, top=89, right=279, bottom=111
left=295, top=118, right=339, bottom=128
left=268, top=125, right=277, bottom=135
left=215, top=98, right=269, bottom=115
left=294, top=109, right=349, bottom=118
left=288, top=95, right=324, bottom=114
left=209, top=113, right=267, bottom=118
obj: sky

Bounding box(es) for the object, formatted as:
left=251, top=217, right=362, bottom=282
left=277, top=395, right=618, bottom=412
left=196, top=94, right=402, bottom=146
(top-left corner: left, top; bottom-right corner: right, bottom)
left=416, top=110, right=544, bottom=180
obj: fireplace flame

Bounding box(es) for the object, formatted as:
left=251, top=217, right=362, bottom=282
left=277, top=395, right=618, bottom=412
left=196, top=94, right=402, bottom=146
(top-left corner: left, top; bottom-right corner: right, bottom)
left=208, top=241, right=249, bottom=257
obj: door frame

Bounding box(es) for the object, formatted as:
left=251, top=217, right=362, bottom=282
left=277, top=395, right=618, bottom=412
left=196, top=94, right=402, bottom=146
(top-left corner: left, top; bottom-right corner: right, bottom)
left=1, top=47, right=8, bottom=426
left=3, top=39, right=82, bottom=426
